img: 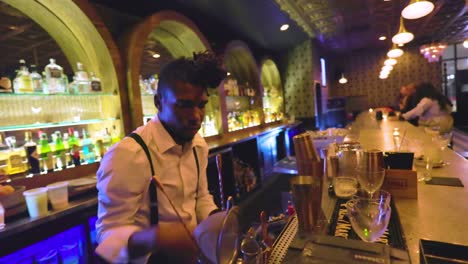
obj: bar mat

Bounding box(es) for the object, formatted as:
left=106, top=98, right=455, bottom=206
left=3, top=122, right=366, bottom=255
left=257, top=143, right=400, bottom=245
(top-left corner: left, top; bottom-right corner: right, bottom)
left=425, top=177, right=464, bottom=187
left=327, top=198, right=408, bottom=250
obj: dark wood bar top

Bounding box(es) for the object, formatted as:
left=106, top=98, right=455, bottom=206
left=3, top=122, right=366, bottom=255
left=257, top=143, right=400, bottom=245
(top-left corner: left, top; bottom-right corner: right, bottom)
left=206, top=121, right=301, bottom=151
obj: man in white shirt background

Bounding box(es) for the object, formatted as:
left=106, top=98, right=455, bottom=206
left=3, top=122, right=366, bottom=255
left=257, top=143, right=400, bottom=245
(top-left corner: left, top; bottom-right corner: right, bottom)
left=95, top=52, right=226, bottom=263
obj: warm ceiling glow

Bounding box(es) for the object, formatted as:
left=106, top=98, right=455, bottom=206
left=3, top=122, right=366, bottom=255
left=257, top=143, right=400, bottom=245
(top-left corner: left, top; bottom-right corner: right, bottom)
left=387, top=46, right=404, bottom=58
left=338, top=74, right=348, bottom=84
left=420, top=43, right=447, bottom=63
left=384, top=58, right=397, bottom=66
left=381, top=68, right=391, bottom=74
left=464, top=40, right=468, bottom=48
left=402, top=0, right=434, bottom=19
left=226, top=72, right=231, bottom=76
left=280, top=24, right=289, bottom=31
left=379, top=36, right=387, bottom=40
left=379, top=75, right=389, bottom=79
left=392, top=18, right=414, bottom=44
left=152, top=53, right=161, bottom=58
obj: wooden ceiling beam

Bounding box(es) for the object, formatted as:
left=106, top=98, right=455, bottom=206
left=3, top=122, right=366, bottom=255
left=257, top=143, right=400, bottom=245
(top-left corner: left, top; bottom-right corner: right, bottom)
left=0, top=23, right=33, bottom=43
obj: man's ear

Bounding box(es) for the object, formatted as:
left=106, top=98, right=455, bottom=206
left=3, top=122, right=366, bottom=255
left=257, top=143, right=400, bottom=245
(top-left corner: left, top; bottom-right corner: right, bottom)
left=154, top=93, right=162, bottom=112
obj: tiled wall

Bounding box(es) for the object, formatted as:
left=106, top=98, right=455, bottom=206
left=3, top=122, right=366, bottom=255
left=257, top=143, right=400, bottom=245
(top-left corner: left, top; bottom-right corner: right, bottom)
left=328, top=45, right=442, bottom=109
left=282, top=40, right=321, bottom=118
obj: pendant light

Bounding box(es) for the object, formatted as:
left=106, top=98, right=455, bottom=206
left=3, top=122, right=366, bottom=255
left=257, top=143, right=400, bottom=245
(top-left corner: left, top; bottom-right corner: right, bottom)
left=338, top=73, right=348, bottom=84
left=402, top=0, right=434, bottom=20
left=387, top=44, right=404, bottom=58
left=392, top=17, right=414, bottom=45
left=384, top=58, right=397, bottom=66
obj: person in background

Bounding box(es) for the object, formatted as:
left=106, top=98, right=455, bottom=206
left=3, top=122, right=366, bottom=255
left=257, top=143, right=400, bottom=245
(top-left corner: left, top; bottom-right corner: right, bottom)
left=401, top=82, right=453, bottom=133
left=398, top=83, right=418, bottom=125
left=95, top=52, right=226, bottom=264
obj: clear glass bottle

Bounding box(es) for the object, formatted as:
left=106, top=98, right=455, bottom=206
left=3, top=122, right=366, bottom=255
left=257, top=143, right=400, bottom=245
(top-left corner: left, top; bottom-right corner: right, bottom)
left=74, top=62, right=91, bottom=93
left=0, top=134, right=9, bottom=173
left=24, top=131, right=40, bottom=174
left=44, top=58, right=64, bottom=94
left=30, top=64, right=43, bottom=93
left=0, top=201, right=4, bottom=229
left=81, top=129, right=95, bottom=164
left=89, top=72, right=102, bottom=92
left=13, top=59, right=33, bottom=93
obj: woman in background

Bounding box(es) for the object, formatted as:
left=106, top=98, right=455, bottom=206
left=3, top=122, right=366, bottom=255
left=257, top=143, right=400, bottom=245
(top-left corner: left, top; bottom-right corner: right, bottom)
left=401, top=82, right=453, bottom=133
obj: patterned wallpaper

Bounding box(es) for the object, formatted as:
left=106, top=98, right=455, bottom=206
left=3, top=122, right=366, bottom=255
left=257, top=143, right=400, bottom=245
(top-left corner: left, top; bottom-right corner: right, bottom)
left=282, top=40, right=320, bottom=118
left=328, top=46, right=442, bottom=109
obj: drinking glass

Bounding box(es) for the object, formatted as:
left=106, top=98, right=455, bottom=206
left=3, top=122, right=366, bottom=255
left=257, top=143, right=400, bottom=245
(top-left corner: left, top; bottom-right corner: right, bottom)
left=346, top=192, right=391, bottom=243
left=356, top=167, right=385, bottom=197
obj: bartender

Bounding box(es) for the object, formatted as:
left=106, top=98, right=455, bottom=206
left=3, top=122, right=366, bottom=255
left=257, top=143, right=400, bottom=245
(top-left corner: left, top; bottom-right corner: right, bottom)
left=95, top=52, right=226, bottom=263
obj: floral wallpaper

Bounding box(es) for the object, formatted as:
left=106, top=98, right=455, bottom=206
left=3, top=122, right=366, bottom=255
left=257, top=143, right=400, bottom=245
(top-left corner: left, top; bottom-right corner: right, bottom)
left=282, top=40, right=318, bottom=118
left=328, top=46, right=442, bottom=109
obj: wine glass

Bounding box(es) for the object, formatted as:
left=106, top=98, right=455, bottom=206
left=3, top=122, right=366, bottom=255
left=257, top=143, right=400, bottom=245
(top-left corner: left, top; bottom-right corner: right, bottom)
left=346, top=191, right=392, bottom=243
left=356, top=167, right=385, bottom=197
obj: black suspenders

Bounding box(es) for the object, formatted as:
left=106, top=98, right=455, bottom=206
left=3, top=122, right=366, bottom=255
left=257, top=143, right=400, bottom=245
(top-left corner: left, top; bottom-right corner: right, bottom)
left=128, top=133, right=200, bottom=225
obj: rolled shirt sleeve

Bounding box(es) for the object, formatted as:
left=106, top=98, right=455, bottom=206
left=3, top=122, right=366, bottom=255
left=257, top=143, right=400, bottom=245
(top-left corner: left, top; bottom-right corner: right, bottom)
left=194, top=145, right=218, bottom=222
left=96, top=138, right=152, bottom=263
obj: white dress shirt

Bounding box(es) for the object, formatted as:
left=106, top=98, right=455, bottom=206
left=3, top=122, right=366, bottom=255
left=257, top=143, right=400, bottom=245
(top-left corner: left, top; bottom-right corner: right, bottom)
left=95, top=116, right=217, bottom=263
left=402, top=97, right=453, bottom=133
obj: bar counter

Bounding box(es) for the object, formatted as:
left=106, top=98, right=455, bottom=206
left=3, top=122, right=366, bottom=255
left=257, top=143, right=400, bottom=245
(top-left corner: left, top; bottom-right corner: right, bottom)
left=352, top=113, right=468, bottom=263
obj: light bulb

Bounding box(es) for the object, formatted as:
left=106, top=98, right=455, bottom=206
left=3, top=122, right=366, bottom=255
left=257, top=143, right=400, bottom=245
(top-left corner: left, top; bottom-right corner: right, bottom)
left=402, top=0, right=434, bottom=19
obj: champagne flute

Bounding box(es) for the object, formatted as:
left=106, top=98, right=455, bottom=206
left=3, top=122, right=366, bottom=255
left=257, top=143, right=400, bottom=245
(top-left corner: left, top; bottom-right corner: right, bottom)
left=356, top=167, right=385, bottom=198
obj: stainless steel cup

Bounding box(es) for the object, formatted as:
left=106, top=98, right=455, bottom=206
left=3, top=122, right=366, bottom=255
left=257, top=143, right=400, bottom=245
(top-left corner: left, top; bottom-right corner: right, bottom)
left=361, top=149, right=384, bottom=171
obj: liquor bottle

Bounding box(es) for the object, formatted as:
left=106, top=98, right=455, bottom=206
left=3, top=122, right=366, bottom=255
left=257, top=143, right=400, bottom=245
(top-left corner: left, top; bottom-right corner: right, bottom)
left=0, top=73, right=12, bottom=93
left=13, top=59, right=33, bottom=93
left=30, top=65, right=43, bottom=93
left=81, top=129, right=95, bottom=164
left=24, top=131, right=40, bottom=174
left=0, top=201, right=4, bottom=229
left=38, top=132, right=54, bottom=172
left=54, top=131, right=66, bottom=170
left=4, top=136, right=28, bottom=175
left=110, top=125, right=120, bottom=144
left=44, top=58, right=64, bottom=94
left=103, top=128, right=112, bottom=152
left=0, top=134, right=9, bottom=173
left=89, top=72, right=102, bottom=92
left=73, top=62, right=91, bottom=93
left=67, top=128, right=81, bottom=167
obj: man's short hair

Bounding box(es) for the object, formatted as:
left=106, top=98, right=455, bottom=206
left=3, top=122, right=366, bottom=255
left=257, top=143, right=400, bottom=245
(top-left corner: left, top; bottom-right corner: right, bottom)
left=157, top=51, right=226, bottom=97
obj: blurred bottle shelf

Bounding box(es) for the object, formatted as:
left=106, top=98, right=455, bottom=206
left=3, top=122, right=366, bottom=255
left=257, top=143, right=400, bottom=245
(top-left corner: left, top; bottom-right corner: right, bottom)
left=0, top=117, right=119, bottom=132
left=0, top=92, right=115, bottom=97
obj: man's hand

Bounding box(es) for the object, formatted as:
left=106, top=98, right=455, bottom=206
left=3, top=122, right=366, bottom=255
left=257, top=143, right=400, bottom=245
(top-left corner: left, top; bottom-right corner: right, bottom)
left=157, top=221, right=198, bottom=263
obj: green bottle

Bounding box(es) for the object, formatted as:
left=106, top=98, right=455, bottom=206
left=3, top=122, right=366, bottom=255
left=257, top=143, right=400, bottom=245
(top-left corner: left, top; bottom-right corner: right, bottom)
left=39, top=132, right=53, bottom=172
left=54, top=131, right=66, bottom=170
left=67, top=128, right=81, bottom=166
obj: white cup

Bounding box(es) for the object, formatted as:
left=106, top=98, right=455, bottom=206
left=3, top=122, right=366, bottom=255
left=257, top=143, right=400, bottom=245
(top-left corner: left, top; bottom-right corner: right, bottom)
left=23, top=187, right=48, bottom=218
left=47, top=181, right=69, bottom=210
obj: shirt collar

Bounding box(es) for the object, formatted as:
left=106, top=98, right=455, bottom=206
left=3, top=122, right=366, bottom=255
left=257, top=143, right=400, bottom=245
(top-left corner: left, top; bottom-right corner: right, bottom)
left=149, top=115, right=205, bottom=153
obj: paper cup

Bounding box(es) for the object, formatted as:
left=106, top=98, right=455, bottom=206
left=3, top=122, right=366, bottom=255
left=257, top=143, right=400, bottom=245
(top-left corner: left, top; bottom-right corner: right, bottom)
left=23, top=187, right=48, bottom=218
left=47, top=181, right=69, bottom=210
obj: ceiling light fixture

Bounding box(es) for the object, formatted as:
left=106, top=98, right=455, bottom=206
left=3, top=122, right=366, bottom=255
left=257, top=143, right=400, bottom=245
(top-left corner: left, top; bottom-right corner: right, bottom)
left=280, top=24, right=289, bottom=31
left=338, top=73, right=348, bottom=84
left=402, top=0, right=435, bottom=20
left=464, top=40, right=468, bottom=48
left=382, top=65, right=393, bottom=72
left=420, top=43, right=447, bottom=63
left=392, top=17, right=414, bottom=45
left=387, top=45, right=404, bottom=58
left=379, top=75, right=389, bottom=79
left=384, top=58, right=397, bottom=66
left=379, top=36, right=387, bottom=40
left=152, top=53, right=161, bottom=58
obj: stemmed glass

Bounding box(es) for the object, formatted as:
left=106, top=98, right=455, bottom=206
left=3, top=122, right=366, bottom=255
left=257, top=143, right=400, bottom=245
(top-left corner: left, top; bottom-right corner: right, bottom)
left=356, top=167, right=386, bottom=198
left=346, top=190, right=392, bottom=242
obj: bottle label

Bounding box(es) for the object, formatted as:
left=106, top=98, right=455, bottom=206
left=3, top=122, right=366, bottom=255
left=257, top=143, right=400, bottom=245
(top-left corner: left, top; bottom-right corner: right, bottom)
left=49, top=68, right=62, bottom=78
left=9, top=154, right=23, bottom=168
left=91, top=81, right=102, bottom=91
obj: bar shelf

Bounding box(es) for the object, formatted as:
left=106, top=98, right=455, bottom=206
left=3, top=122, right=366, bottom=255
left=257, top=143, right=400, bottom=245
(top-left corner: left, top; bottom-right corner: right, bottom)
left=0, top=117, right=119, bottom=132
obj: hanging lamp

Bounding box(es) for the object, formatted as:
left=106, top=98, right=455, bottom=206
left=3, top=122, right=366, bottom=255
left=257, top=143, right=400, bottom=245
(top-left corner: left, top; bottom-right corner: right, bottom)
left=384, top=58, right=397, bottom=66
left=402, top=0, right=434, bottom=19
left=387, top=44, right=404, bottom=58
left=392, top=17, right=414, bottom=45
left=338, top=73, right=348, bottom=84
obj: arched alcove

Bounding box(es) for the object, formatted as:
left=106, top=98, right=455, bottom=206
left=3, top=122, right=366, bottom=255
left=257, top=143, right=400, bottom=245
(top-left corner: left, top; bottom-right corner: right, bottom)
left=222, top=41, right=262, bottom=132
left=124, top=11, right=221, bottom=135
left=260, top=58, right=284, bottom=123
